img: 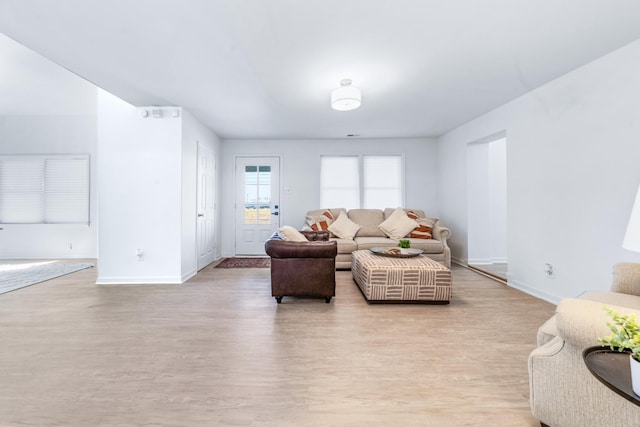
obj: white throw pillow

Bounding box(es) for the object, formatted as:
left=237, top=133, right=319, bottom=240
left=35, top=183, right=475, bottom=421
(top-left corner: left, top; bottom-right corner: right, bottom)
left=278, top=226, right=308, bottom=242
left=328, top=212, right=362, bottom=239
left=378, top=207, right=419, bottom=239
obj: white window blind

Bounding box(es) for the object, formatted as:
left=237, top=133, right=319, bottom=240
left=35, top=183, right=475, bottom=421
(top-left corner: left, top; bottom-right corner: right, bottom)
left=320, top=156, right=360, bottom=209
left=320, top=155, right=403, bottom=209
left=363, top=156, right=403, bottom=208
left=0, top=155, right=89, bottom=224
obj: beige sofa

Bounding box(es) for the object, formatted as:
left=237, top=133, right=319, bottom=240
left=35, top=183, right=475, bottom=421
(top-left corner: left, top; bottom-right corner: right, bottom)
left=303, top=208, right=451, bottom=269
left=528, top=263, right=640, bottom=426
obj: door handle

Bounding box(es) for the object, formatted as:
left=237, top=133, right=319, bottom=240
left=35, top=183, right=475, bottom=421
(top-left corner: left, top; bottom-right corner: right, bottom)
left=197, top=214, right=204, bottom=217
left=271, top=212, right=279, bottom=216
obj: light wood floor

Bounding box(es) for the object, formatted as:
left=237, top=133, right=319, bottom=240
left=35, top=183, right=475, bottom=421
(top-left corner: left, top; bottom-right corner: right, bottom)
left=0, top=261, right=555, bottom=426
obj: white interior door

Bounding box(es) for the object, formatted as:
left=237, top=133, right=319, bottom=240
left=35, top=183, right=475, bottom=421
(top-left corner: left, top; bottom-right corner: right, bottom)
left=235, top=157, right=280, bottom=256
left=197, top=142, right=216, bottom=270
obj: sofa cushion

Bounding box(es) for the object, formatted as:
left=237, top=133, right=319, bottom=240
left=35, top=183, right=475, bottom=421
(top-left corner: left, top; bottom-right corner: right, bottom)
left=328, top=212, right=362, bottom=239
left=405, top=238, right=444, bottom=254
left=331, top=237, right=358, bottom=253
left=581, top=290, right=640, bottom=310
left=278, top=225, right=308, bottom=242
left=348, top=209, right=386, bottom=237
left=353, top=237, right=399, bottom=250
left=378, top=207, right=418, bottom=239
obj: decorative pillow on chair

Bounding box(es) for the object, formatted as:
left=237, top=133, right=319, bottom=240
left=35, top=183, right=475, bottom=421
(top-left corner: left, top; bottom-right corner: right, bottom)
left=278, top=226, right=309, bottom=242
left=328, top=212, right=361, bottom=239
left=378, top=207, right=419, bottom=239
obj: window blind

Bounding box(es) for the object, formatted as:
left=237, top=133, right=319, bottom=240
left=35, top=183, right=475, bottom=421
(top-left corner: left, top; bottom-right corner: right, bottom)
left=0, top=155, right=89, bottom=224
left=363, top=156, right=403, bottom=208
left=320, top=155, right=403, bottom=209
left=320, top=156, right=360, bottom=209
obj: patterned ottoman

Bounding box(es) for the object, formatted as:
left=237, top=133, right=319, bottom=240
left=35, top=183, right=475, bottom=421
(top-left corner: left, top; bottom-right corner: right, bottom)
left=351, top=250, right=452, bottom=303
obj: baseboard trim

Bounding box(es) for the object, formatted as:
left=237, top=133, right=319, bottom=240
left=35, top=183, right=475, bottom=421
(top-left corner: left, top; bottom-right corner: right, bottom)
left=508, top=279, right=560, bottom=305
left=96, top=276, right=183, bottom=285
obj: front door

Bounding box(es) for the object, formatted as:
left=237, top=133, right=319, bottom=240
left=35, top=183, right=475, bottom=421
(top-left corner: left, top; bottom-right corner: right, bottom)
left=234, top=157, right=280, bottom=256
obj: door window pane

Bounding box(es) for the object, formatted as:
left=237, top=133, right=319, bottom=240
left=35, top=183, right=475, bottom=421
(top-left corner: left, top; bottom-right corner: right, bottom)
left=244, top=165, right=272, bottom=224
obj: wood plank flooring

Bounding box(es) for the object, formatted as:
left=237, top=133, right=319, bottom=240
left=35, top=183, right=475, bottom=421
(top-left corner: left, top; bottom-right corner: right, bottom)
left=0, top=261, right=555, bottom=426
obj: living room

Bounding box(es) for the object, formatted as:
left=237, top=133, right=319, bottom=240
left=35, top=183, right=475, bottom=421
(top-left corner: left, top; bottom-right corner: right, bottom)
left=2, top=2, right=640, bottom=425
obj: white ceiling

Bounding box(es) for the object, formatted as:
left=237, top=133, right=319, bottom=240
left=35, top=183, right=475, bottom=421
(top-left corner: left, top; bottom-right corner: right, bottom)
left=1, top=0, right=640, bottom=139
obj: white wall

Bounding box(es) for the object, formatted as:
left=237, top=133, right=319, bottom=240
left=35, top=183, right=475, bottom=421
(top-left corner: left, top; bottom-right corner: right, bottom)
left=181, top=110, right=223, bottom=277
left=0, top=112, right=98, bottom=259
left=0, top=34, right=99, bottom=259
left=220, top=137, right=438, bottom=257
left=438, top=39, right=640, bottom=303
left=489, top=138, right=507, bottom=263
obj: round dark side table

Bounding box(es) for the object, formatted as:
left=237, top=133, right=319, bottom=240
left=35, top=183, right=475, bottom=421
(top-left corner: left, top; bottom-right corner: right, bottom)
left=583, top=346, right=640, bottom=407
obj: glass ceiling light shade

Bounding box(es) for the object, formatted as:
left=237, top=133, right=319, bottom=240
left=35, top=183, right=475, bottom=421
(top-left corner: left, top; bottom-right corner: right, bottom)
left=331, top=79, right=361, bottom=111
left=623, top=184, right=640, bottom=252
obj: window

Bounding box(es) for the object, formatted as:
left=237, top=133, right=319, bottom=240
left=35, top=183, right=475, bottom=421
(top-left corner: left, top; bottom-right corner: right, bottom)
left=0, top=155, right=90, bottom=224
left=320, top=155, right=403, bottom=209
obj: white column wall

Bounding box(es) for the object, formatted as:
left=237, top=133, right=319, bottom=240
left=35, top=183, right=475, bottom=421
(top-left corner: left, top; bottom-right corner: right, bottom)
left=437, top=39, right=640, bottom=303
left=96, top=91, right=183, bottom=284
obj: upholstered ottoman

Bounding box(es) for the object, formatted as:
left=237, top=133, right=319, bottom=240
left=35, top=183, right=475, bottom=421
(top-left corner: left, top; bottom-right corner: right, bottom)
left=351, top=249, right=452, bottom=303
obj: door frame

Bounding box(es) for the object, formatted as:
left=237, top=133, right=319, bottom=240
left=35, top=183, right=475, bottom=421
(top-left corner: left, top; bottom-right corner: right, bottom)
left=233, top=155, right=282, bottom=256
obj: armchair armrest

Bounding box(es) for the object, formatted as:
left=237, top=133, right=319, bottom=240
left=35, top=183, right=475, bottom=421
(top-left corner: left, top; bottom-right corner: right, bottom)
left=555, top=298, right=640, bottom=349
left=265, top=240, right=337, bottom=259
left=610, top=262, right=640, bottom=296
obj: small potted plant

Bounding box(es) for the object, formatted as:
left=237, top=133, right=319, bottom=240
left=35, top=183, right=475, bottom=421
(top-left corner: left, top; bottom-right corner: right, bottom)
left=598, top=308, right=640, bottom=395
left=398, top=239, right=411, bottom=249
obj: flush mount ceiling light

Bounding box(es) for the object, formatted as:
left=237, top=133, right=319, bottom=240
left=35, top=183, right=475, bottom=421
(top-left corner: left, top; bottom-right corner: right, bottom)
left=331, top=79, right=361, bottom=111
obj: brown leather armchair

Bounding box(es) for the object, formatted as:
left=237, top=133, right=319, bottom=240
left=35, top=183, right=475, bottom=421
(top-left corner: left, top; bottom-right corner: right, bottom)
left=264, top=231, right=338, bottom=304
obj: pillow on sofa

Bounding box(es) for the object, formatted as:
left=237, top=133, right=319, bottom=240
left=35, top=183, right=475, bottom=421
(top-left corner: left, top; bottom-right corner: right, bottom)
left=410, top=218, right=435, bottom=239
left=328, top=212, right=361, bottom=239
left=308, top=210, right=335, bottom=231
left=278, top=226, right=309, bottom=242
left=378, top=207, right=419, bottom=239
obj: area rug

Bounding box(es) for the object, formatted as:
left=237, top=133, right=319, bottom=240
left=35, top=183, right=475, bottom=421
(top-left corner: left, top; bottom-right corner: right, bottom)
left=215, top=258, right=270, bottom=268
left=0, top=262, right=94, bottom=295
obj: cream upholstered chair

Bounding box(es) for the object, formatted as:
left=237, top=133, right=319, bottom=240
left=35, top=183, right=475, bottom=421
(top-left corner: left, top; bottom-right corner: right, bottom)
left=529, top=263, right=640, bottom=426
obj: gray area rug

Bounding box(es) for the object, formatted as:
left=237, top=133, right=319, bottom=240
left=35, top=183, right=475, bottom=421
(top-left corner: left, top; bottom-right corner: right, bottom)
left=0, top=262, right=94, bottom=295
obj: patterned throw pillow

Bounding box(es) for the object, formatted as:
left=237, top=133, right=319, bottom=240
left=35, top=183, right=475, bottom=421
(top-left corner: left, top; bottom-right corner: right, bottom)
left=407, top=210, right=435, bottom=239
left=309, top=210, right=335, bottom=231
left=410, top=219, right=435, bottom=239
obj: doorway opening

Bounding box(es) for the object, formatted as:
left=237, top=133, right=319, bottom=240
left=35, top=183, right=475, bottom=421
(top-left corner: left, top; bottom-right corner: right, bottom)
left=466, top=133, right=508, bottom=281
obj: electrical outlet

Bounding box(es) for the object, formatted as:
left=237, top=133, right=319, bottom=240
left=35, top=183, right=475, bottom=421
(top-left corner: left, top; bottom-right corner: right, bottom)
left=544, top=263, right=554, bottom=278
